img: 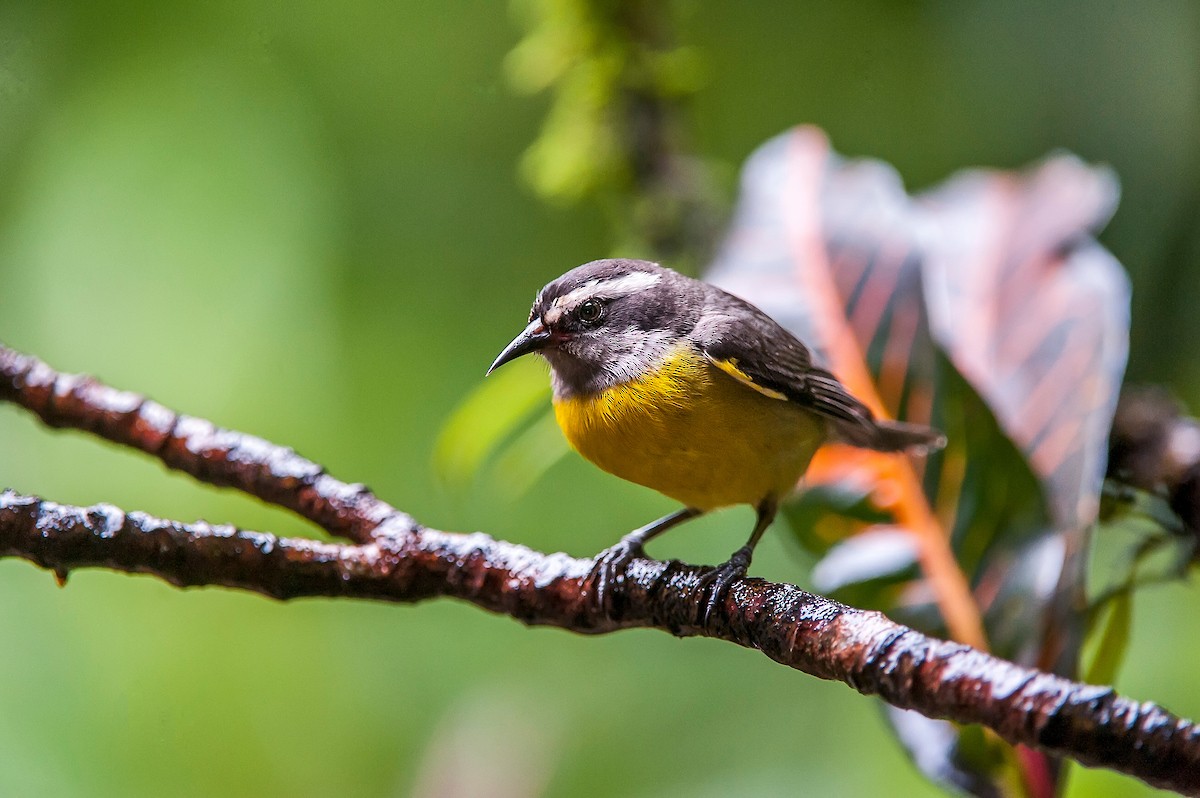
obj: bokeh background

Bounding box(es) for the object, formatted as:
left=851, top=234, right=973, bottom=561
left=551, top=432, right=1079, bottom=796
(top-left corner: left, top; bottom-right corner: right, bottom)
left=1, top=2, right=1198, bottom=796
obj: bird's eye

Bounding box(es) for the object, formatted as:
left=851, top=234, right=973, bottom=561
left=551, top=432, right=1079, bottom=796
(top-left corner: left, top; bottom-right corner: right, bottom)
left=576, top=299, right=604, bottom=324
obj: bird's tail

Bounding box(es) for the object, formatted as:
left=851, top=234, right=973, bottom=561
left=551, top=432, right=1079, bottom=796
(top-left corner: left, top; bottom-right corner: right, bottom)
left=873, top=420, right=947, bottom=453
left=834, top=417, right=947, bottom=454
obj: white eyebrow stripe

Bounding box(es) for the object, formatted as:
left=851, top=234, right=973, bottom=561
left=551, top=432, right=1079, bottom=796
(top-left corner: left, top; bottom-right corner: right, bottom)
left=551, top=271, right=663, bottom=311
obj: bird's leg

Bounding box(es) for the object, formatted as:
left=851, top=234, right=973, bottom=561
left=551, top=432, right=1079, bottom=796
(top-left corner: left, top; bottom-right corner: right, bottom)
left=699, top=498, right=778, bottom=626
left=590, top=507, right=702, bottom=616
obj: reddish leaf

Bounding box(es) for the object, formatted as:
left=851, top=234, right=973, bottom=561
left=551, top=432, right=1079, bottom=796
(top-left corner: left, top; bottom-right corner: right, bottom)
left=708, top=126, right=1128, bottom=529
left=703, top=125, right=1130, bottom=798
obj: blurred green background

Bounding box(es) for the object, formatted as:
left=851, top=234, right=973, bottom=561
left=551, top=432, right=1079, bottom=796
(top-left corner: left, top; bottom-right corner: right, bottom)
left=1, top=2, right=1198, bottom=796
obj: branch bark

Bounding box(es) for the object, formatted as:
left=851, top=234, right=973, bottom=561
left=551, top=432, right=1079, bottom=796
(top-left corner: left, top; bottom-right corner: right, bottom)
left=3, top=343, right=1200, bottom=795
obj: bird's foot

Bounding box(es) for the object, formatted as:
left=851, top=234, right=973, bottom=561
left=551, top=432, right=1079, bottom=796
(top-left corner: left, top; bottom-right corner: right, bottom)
left=698, top=545, right=753, bottom=627
left=588, top=536, right=645, bottom=617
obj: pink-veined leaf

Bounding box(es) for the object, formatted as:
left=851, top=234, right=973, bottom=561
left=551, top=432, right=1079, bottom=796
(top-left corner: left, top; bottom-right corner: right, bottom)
left=707, top=126, right=1129, bottom=532
left=920, top=156, right=1128, bottom=529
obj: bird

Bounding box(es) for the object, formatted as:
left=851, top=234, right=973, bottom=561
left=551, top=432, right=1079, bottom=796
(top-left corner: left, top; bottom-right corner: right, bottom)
left=487, top=258, right=944, bottom=624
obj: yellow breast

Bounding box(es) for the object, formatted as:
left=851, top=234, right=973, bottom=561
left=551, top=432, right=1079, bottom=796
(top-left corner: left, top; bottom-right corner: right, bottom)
left=552, top=348, right=825, bottom=510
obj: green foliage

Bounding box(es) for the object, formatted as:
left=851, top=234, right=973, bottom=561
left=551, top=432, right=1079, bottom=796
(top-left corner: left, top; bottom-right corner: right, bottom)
left=507, top=0, right=703, bottom=201
left=435, top=357, right=553, bottom=494
left=1084, top=590, right=1133, bottom=688
left=1092, top=484, right=1195, bottom=602
left=507, top=0, right=719, bottom=267
left=1081, top=483, right=1197, bottom=686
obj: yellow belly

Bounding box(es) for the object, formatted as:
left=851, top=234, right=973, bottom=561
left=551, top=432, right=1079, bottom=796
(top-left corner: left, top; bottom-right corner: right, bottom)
left=552, top=349, right=825, bottom=510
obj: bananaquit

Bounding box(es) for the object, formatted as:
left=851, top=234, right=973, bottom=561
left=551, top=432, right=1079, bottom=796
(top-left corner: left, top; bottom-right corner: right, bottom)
left=488, top=258, right=944, bottom=623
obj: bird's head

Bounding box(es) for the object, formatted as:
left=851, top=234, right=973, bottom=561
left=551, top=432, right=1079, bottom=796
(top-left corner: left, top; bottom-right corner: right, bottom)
left=488, top=259, right=695, bottom=397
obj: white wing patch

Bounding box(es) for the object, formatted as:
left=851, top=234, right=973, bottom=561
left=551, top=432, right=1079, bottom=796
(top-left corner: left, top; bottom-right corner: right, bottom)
left=705, top=354, right=789, bottom=401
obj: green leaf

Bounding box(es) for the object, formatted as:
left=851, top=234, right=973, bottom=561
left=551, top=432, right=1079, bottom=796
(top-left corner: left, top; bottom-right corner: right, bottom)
left=434, top=358, right=551, bottom=490
left=487, top=409, right=571, bottom=497
left=1083, top=589, right=1133, bottom=687
left=1090, top=482, right=1195, bottom=607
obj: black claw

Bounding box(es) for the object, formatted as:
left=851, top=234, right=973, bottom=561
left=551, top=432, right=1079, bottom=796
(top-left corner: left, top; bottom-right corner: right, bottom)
left=585, top=508, right=704, bottom=618
left=699, top=546, right=753, bottom=626
left=589, top=538, right=644, bottom=616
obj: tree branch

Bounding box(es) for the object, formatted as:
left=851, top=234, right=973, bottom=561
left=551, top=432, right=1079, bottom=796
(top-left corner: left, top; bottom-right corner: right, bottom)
left=3, top=343, right=1199, bottom=794
left=0, top=346, right=407, bottom=545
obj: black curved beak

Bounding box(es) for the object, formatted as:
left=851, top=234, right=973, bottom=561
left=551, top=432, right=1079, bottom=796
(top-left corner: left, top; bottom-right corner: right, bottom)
left=487, top=319, right=552, bottom=375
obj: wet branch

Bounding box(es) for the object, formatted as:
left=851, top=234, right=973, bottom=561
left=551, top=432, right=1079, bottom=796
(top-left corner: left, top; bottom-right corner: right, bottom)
left=3, top=343, right=1199, bottom=795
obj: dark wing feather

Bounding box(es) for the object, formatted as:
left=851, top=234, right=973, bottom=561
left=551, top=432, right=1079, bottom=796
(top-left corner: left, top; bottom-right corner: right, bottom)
left=693, top=288, right=944, bottom=453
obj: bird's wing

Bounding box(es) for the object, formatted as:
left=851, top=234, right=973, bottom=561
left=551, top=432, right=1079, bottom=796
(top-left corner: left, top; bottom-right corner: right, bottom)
left=692, top=291, right=878, bottom=431
left=693, top=288, right=945, bottom=452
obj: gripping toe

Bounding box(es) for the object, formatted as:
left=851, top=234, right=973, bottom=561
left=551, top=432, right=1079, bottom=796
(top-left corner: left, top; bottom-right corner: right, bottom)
left=588, top=539, right=644, bottom=616
left=698, top=546, right=753, bottom=626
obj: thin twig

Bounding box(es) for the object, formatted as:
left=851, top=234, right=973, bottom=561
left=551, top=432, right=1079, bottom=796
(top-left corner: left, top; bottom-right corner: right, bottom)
left=0, top=346, right=409, bottom=545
